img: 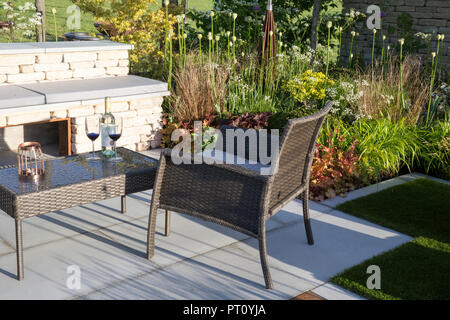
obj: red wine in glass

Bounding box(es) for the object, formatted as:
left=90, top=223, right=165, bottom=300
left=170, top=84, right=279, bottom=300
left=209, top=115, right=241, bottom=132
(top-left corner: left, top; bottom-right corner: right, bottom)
left=87, top=133, right=100, bottom=141
left=108, top=133, right=121, bottom=141
left=85, top=116, right=101, bottom=160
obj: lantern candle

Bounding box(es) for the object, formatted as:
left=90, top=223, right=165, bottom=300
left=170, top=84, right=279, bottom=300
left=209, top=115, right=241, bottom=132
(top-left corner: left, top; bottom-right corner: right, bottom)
left=17, top=142, right=45, bottom=181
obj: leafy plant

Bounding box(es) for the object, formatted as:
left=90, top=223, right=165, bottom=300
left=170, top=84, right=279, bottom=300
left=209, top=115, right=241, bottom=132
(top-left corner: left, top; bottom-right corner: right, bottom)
left=310, top=119, right=364, bottom=201
left=228, top=112, right=273, bottom=130
left=0, top=1, right=42, bottom=41
left=418, top=121, right=450, bottom=180
left=351, top=118, right=422, bottom=180
left=283, top=70, right=334, bottom=105
left=73, top=0, right=176, bottom=73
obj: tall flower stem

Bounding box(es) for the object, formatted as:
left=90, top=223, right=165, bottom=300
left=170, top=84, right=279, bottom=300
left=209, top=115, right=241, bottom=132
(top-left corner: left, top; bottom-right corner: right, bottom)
left=426, top=53, right=437, bottom=126
left=325, top=21, right=332, bottom=98
left=349, top=31, right=355, bottom=68
left=371, top=29, right=377, bottom=69
left=398, top=39, right=405, bottom=109
left=168, top=33, right=173, bottom=91
left=52, top=8, right=58, bottom=42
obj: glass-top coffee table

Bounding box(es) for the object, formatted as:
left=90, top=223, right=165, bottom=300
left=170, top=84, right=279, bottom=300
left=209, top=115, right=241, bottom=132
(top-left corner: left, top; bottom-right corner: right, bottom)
left=0, top=148, right=159, bottom=280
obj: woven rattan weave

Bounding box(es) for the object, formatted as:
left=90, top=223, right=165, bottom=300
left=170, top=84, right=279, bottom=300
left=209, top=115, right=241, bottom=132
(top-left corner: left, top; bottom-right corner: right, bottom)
left=0, top=148, right=158, bottom=280
left=147, top=102, right=333, bottom=289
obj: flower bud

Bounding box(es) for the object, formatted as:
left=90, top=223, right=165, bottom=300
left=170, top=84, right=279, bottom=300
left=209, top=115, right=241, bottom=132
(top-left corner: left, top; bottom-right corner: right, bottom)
left=351, top=31, right=356, bottom=37
left=398, top=38, right=404, bottom=45
left=372, top=28, right=377, bottom=34
left=233, top=13, right=238, bottom=20
left=327, top=21, right=332, bottom=29
left=52, top=8, right=56, bottom=15
left=198, top=34, right=203, bottom=40
left=232, top=36, right=237, bottom=42
left=210, top=11, right=215, bottom=17
left=383, top=35, right=386, bottom=40
left=215, top=35, right=220, bottom=41
left=164, top=0, right=169, bottom=6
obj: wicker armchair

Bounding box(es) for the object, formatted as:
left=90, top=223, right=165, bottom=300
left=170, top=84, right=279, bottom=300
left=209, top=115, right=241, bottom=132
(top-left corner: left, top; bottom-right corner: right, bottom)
left=146, top=102, right=333, bottom=289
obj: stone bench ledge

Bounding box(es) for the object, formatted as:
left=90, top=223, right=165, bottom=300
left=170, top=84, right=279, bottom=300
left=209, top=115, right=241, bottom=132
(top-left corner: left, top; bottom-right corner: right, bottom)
left=0, top=75, right=168, bottom=112
left=0, top=41, right=134, bottom=55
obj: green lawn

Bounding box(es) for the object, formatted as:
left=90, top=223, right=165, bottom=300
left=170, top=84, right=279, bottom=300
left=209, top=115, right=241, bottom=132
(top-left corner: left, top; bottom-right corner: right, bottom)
left=0, top=0, right=212, bottom=42
left=331, top=178, right=450, bottom=300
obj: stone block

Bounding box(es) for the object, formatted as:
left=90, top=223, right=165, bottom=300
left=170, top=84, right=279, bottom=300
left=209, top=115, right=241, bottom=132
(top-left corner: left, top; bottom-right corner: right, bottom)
left=418, top=19, right=447, bottom=26
left=46, top=70, right=73, bottom=81
left=69, top=61, right=95, bottom=70
left=73, top=68, right=106, bottom=79
left=6, top=111, right=51, bottom=126
left=0, top=74, right=6, bottom=84
left=0, top=54, right=36, bottom=66
left=7, top=72, right=45, bottom=83
left=106, top=66, right=129, bottom=76
left=63, top=52, right=97, bottom=63
left=116, top=135, right=140, bottom=147
left=36, top=53, right=63, bottom=64
left=19, top=65, right=35, bottom=73
left=97, top=50, right=129, bottom=61
left=67, top=106, right=95, bottom=118
left=95, top=60, right=119, bottom=68
left=0, top=66, right=19, bottom=74
left=34, top=63, right=70, bottom=72
left=50, top=109, right=68, bottom=119
left=129, top=97, right=164, bottom=110
left=118, top=59, right=129, bottom=67
left=0, top=115, right=6, bottom=127
left=110, top=102, right=130, bottom=112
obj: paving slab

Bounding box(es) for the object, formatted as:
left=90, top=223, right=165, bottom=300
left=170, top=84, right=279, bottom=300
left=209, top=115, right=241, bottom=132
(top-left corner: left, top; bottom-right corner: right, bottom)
left=0, top=193, right=151, bottom=254
left=78, top=204, right=410, bottom=300
left=0, top=173, right=425, bottom=300
left=0, top=85, right=45, bottom=110
left=19, top=76, right=168, bottom=104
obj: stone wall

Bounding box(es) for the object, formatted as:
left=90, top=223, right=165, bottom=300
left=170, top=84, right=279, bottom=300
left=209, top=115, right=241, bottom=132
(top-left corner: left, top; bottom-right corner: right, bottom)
left=0, top=49, right=129, bottom=84
left=342, top=0, right=450, bottom=69
left=70, top=97, right=163, bottom=153
left=0, top=41, right=167, bottom=154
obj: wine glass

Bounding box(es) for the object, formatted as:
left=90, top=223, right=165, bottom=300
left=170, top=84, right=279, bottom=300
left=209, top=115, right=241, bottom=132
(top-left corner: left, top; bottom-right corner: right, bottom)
left=85, top=116, right=101, bottom=160
left=107, top=116, right=123, bottom=162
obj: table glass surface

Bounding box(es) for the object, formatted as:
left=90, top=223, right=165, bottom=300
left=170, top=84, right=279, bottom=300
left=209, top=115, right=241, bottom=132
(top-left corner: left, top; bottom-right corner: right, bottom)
left=0, top=148, right=158, bottom=195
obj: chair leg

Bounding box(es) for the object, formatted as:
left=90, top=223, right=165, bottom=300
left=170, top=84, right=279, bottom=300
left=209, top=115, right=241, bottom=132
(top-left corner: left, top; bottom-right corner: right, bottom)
left=302, top=189, right=314, bottom=245
left=121, top=196, right=126, bottom=214
left=15, top=219, right=24, bottom=281
left=258, top=220, right=273, bottom=289
left=164, top=210, right=171, bottom=237
left=146, top=201, right=159, bottom=260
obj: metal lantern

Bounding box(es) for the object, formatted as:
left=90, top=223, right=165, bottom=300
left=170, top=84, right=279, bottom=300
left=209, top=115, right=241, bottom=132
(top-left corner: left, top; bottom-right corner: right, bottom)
left=17, top=142, right=45, bottom=181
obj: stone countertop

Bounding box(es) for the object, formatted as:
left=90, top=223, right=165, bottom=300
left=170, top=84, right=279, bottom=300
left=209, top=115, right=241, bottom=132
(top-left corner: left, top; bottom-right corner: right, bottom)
left=0, top=41, right=134, bottom=55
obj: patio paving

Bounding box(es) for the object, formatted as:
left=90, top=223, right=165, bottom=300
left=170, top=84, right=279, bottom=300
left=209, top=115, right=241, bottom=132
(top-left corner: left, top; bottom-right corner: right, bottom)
left=0, top=150, right=415, bottom=300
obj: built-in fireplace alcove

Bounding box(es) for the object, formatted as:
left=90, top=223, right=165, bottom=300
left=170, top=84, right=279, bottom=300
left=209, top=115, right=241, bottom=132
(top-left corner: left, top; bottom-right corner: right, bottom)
left=0, top=118, right=71, bottom=166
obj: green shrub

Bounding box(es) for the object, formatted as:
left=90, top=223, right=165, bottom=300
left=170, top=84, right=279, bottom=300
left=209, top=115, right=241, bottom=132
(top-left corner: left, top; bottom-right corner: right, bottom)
left=350, top=118, right=422, bottom=180
left=418, top=121, right=450, bottom=180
